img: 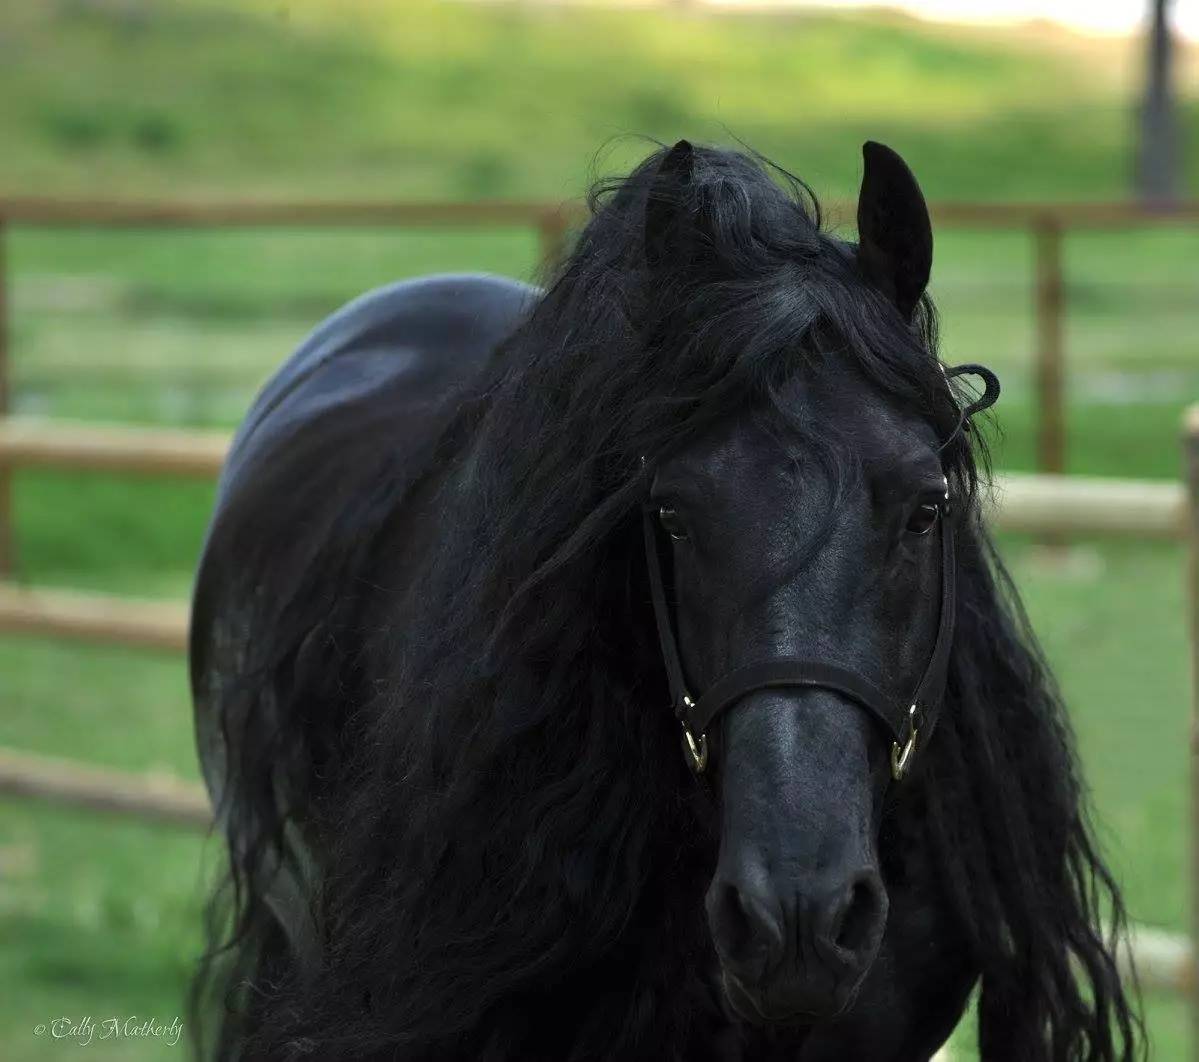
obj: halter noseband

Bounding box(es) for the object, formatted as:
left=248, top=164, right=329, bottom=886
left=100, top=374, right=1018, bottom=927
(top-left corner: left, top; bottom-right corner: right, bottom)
left=641, top=363, right=995, bottom=781
left=642, top=501, right=955, bottom=780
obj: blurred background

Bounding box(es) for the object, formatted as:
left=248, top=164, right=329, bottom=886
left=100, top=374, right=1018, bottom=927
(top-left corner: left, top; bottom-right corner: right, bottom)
left=0, top=0, right=1195, bottom=1057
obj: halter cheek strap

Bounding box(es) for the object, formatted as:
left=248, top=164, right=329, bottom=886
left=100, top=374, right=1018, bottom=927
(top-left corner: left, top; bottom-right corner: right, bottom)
left=641, top=502, right=957, bottom=781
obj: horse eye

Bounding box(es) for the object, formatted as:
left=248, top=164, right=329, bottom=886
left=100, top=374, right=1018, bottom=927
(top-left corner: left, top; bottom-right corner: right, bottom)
left=658, top=506, right=688, bottom=541
left=906, top=503, right=940, bottom=536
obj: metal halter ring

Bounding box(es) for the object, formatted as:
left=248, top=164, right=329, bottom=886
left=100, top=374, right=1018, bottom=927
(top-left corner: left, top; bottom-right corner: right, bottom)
left=680, top=696, right=709, bottom=773
left=890, top=703, right=919, bottom=781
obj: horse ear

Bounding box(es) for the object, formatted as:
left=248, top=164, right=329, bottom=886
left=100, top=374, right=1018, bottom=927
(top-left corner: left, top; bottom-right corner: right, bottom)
left=856, top=141, right=932, bottom=319
left=645, top=139, right=695, bottom=269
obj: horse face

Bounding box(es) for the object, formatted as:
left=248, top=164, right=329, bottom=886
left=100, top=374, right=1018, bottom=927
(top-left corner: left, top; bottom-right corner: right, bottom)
left=649, top=362, right=946, bottom=1024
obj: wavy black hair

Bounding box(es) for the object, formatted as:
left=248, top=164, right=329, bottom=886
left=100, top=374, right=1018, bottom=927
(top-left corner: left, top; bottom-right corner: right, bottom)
left=191, top=142, right=1142, bottom=1060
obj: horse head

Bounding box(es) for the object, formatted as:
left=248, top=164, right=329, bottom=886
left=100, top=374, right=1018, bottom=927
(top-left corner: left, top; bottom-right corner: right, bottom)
left=639, top=139, right=981, bottom=1024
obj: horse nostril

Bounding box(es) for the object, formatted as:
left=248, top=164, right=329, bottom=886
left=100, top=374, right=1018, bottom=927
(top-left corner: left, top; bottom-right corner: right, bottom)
left=835, top=880, right=875, bottom=952
left=706, top=880, right=784, bottom=980
left=820, top=872, right=886, bottom=967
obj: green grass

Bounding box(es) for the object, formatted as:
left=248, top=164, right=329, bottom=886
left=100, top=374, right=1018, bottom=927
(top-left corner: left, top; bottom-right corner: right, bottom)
left=0, top=635, right=207, bottom=1061
left=1, top=0, right=1196, bottom=202
left=0, top=812, right=208, bottom=1062
left=947, top=539, right=1190, bottom=1058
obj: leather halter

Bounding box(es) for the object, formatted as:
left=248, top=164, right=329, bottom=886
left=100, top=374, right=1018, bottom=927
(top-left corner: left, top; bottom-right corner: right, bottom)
left=641, top=495, right=957, bottom=781
left=639, top=362, right=994, bottom=780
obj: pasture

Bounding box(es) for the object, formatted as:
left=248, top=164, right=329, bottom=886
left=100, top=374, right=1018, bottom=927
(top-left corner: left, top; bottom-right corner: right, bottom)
left=0, top=0, right=1196, bottom=1057
left=3, top=1, right=1198, bottom=203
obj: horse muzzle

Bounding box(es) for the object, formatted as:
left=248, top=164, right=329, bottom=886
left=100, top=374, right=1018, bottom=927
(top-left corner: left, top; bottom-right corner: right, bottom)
left=707, top=863, right=887, bottom=1024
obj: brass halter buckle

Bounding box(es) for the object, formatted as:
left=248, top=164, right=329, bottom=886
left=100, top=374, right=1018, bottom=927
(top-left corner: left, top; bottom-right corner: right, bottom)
left=680, top=695, right=709, bottom=774
left=890, top=703, right=919, bottom=781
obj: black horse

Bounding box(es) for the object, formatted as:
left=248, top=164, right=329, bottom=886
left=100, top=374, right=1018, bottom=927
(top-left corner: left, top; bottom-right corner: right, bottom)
left=190, top=141, right=1142, bottom=1060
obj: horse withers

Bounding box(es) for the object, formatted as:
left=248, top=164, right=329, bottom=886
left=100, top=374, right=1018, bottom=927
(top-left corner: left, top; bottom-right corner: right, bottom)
left=190, top=141, right=1141, bottom=1060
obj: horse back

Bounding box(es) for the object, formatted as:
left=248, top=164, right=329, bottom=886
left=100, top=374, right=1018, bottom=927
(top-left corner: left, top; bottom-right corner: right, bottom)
left=190, top=273, right=537, bottom=815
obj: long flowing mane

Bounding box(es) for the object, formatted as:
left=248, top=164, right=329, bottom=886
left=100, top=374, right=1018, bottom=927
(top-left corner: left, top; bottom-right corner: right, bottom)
left=194, top=144, right=1141, bottom=1060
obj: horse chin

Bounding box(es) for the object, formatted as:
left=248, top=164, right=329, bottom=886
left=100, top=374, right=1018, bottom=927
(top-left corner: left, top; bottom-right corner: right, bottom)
left=721, top=968, right=857, bottom=1031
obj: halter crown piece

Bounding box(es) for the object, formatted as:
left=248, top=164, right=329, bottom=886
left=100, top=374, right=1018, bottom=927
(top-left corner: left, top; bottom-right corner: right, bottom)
left=643, top=362, right=999, bottom=780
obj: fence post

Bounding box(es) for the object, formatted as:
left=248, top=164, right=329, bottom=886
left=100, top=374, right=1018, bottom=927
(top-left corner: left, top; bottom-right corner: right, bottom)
left=537, top=207, right=570, bottom=273
left=1033, top=214, right=1066, bottom=476
left=1185, top=404, right=1199, bottom=1062
left=0, top=215, right=12, bottom=576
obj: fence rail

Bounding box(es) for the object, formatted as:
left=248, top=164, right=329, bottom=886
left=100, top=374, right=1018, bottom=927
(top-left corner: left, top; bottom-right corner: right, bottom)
left=5, top=196, right=1199, bottom=228
left=0, top=747, right=209, bottom=829
left=0, top=582, right=187, bottom=651
left=0, top=417, right=228, bottom=478
left=988, top=472, right=1185, bottom=539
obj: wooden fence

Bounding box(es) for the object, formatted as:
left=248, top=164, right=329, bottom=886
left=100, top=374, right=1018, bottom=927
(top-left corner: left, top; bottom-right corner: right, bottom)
left=0, top=195, right=1196, bottom=572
